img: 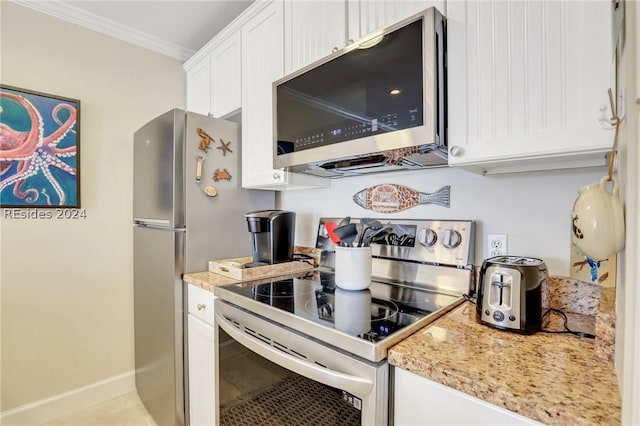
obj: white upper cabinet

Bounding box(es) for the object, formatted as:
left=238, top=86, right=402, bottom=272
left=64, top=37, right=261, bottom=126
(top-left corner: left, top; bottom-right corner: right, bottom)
left=353, top=0, right=445, bottom=41
left=284, top=1, right=347, bottom=74
left=186, top=57, right=211, bottom=116
left=185, top=31, right=242, bottom=118
left=210, top=31, right=242, bottom=118
left=447, top=0, right=614, bottom=174
left=284, top=1, right=445, bottom=75
left=241, top=0, right=329, bottom=190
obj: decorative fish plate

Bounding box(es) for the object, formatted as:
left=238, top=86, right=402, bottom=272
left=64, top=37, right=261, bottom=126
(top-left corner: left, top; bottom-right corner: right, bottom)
left=353, top=184, right=450, bottom=213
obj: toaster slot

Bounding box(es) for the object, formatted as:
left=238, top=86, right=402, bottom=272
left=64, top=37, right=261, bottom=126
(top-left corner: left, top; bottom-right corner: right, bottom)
left=489, top=272, right=513, bottom=310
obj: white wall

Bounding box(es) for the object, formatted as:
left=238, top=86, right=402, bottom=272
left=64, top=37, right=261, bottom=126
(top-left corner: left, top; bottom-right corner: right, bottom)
left=280, top=166, right=605, bottom=275
left=615, top=1, right=640, bottom=424
left=0, top=2, right=186, bottom=421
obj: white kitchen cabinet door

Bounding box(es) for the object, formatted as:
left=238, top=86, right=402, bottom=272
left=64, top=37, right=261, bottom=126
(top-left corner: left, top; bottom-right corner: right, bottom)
left=351, top=0, right=445, bottom=40
left=241, top=0, right=329, bottom=190
left=284, top=0, right=347, bottom=75
left=187, top=284, right=216, bottom=426
left=394, top=368, right=542, bottom=425
left=447, top=0, right=613, bottom=174
left=186, top=56, right=212, bottom=116
left=210, top=31, right=242, bottom=118
left=187, top=314, right=215, bottom=426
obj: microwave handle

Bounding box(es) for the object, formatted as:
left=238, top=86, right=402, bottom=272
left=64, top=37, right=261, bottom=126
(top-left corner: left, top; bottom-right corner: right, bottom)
left=215, top=312, right=373, bottom=396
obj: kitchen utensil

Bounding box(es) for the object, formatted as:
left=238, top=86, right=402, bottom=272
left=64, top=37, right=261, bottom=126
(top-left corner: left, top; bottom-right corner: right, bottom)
left=476, top=256, right=547, bottom=334
left=334, top=223, right=358, bottom=247
left=325, top=221, right=343, bottom=246
left=358, top=218, right=382, bottom=247
left=334, top=246, right=372, bottom=290
left=364, top=224, right=393, bottom=247
left=337, top=216, right=351, bottom=227
left=571, top=176, right=625, bottom=261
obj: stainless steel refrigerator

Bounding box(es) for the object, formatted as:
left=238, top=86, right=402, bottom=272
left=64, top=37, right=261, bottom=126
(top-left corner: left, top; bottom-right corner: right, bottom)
left=132, top=109, right=274, bottom=426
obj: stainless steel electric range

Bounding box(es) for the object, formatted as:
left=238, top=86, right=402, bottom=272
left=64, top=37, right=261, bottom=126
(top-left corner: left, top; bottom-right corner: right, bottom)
left=214, top=219, right=475, bottom=426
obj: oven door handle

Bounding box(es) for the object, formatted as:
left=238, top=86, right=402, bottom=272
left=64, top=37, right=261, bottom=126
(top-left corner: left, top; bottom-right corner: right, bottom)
left=215, top=312, right=374, bottom=396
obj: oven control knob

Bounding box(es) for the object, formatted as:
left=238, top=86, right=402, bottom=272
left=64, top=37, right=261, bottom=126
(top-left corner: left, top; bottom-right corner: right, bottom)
left=319, top=303, right=333, bottom=319
left=418, top=228, right=438, bottom=247
left=442, top=229, right=462, bottom=249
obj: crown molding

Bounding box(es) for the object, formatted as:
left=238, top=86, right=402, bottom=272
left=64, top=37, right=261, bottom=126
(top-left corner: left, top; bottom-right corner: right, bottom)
left=11, top=0, right=194, bottom=62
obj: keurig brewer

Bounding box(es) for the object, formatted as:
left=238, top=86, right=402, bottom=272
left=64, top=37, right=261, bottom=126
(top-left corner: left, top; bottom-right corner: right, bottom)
left=245, top=210, right=296, bottom=267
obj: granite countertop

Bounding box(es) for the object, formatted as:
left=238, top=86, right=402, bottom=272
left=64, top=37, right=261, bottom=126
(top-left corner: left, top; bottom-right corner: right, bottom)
left=183, top=269, right=318, bottom=292
left=183, top=271, right=240, bottom=291
left=184, top=247, right=320, bottom=291
left=388, top=302, right=621, bottom=425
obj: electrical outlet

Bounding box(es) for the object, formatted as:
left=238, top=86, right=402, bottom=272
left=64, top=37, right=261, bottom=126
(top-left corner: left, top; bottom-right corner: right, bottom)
left=488, top=234, right=508, bottom=257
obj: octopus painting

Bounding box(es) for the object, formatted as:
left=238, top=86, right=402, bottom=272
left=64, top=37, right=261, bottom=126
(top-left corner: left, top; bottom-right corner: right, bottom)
left=0, top=86, right=79, bottom=207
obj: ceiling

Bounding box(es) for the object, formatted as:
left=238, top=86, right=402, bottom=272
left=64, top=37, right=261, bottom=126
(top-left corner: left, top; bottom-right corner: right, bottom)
left=13, top=0, right=255, bottom=62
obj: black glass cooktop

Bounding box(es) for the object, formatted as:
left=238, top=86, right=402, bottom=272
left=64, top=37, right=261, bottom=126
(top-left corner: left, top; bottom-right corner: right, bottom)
left=216, top=269, right=459, bottom=343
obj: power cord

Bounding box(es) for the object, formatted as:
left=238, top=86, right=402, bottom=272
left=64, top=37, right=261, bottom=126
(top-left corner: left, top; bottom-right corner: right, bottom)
left=463, top=295, right=595, bottom=339
left=540, top=308, right=596, bottom=339
left=463, top=293, right=476, bottom=304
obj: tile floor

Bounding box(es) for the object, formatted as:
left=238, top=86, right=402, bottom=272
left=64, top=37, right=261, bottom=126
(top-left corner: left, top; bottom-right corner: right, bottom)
left=44, top=392, right=156, bottom=426
left=43, top=342, right=289, bottom=425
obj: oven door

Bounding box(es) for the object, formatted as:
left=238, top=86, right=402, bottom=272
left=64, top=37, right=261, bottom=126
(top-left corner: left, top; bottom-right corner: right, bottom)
left=214, top=299, right=388, bottom=426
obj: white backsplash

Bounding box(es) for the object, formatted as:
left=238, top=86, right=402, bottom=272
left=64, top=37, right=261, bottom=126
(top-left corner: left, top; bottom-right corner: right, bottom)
left=278, top=166, right=607, bottom=276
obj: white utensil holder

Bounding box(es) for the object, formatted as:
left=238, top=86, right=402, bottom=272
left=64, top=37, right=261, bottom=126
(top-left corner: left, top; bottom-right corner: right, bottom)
left=334, top=246, right=372, bottom=290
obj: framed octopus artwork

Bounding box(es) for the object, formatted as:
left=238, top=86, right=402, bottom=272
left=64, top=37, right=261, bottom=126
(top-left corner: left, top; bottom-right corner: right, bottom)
left=0, top=85, right=80, bottom=207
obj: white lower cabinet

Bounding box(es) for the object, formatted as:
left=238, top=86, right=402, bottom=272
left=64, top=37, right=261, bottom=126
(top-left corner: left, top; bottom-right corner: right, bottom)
left=186, top=284, right=216, bottom=426
left=394, top=368, right=542, bottom=425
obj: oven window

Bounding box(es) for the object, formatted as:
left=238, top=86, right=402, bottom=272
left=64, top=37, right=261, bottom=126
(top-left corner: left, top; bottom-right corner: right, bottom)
left=218, top=328, right=361, bottom=425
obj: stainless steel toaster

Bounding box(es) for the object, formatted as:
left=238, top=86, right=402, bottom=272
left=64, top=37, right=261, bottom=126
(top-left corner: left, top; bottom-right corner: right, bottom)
left=476, top=256, right=548, bottom=334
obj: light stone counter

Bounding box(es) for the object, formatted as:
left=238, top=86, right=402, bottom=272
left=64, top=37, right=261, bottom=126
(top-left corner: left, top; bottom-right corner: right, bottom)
left=183, top=271, right=239, bottom=291
left=183, top=268, right=318, bottom=292
left=388, top=301, right=621, bottom=425
left=186, top=268, right=621, bottom=425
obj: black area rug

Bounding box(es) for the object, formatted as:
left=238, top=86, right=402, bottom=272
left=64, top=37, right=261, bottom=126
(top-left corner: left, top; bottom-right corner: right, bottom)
left=220, top=374, right=360, bottom=426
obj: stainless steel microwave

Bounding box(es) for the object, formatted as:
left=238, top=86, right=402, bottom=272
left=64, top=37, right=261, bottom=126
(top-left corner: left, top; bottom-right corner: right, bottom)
left=273, top=7, right=447, bottom=178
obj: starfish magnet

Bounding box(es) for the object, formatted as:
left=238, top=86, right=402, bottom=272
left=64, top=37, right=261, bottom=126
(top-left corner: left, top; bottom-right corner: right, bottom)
left=216, top=138, right=233, bottom=156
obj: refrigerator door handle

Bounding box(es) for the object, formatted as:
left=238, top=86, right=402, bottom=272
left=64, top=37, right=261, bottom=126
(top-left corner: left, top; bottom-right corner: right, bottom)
left=134, top=218, right=172, bottom=227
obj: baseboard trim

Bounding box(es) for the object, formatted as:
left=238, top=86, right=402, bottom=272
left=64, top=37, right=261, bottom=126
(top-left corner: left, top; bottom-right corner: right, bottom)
left=1, top=370, right=135, bottom=426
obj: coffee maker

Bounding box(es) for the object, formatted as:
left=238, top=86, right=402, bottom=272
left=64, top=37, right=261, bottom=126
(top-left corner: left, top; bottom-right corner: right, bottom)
left=245, top=210, right=296, bottom=267
left=476, top=256, right=547, bottom=334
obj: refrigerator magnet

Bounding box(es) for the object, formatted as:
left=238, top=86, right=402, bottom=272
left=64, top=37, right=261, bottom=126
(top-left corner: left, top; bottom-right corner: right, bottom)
left=204, top=186, right=218, bottom=197
left=197, top=128, right=214, bottom=152
left=213, top=168, right=232, bottom=182
left=216, top=138, right=233, bottom=156
left=195, top=156, right=205, bottom=183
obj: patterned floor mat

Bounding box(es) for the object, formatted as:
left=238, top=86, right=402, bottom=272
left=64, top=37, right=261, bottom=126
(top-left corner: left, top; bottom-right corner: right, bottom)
left=220, top=374, right=361, bottom=426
